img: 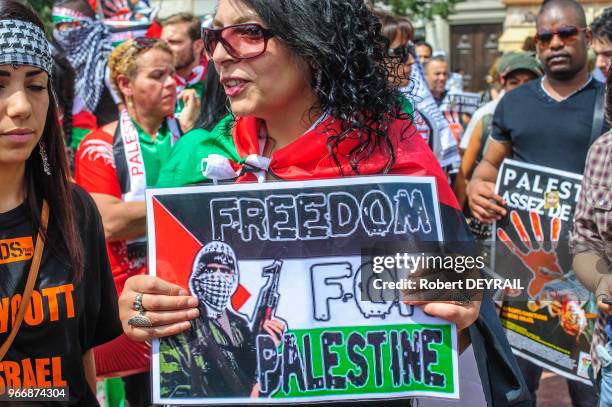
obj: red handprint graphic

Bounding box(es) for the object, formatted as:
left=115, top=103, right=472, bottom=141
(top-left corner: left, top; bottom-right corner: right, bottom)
left=497, top=210, right=563, bottom=299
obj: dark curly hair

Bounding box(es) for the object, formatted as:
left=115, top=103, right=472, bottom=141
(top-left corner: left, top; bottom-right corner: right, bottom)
left=591, top=7, right=612, bottom=43
left=196, top=60, right=231, bottom=131
left=239, top=0, right=409, bottom=174
left=51, top=47, right=76, bottom=149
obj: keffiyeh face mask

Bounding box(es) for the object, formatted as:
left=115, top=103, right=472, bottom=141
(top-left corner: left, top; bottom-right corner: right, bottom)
left=52, top=16, right=112, bottom=113
left=192, top=269, right=238, bottom=318
left=190, top=242, right=240, bottom=319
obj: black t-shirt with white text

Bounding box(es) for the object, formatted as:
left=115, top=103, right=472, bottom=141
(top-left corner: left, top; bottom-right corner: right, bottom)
left=0, top=185, right=122, bottom=406
left=491, top=78, right=609, bottom=174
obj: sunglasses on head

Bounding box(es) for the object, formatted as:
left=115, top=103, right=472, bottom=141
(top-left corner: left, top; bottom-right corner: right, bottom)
left=388, top=42, right=415, bottom=64
left=132, top=36, right=160, bottom=50
left=202, top=23, right=275, bottom=60
left=534, top=26, right=586, bottom=47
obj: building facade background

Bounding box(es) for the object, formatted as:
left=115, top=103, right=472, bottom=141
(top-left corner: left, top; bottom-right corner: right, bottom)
left=150, top=0, right=607, bottom=93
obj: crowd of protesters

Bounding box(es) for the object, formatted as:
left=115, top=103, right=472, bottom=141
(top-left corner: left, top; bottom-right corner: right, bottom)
left=0, top=0, right=610, bottom=405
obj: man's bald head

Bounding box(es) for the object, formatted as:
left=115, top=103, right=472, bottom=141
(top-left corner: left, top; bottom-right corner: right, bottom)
left=537, top=0, right=586, bottom=29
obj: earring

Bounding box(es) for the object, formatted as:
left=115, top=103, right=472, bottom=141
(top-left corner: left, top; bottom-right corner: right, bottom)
left=39, top=141, right=51, bottom=176
left=127, top=97, right=134, bottom=108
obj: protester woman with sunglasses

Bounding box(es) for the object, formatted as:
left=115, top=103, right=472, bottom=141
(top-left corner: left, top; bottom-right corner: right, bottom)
left=375, top=9, right=459, bottom=173
left=375, top=9, right=460, bottom=180
left=0, top=0, right=121, bottom=404
left=118, top=0, right=529, bottom=405
left=74, top=37, right=199, bottom=406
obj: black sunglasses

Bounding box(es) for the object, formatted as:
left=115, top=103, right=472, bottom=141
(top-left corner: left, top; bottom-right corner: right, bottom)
left=534, top=26, right=587, bottom=47
left=388, top=42, right=416, bottom=64
left=202, top=23, right=275, bottom=60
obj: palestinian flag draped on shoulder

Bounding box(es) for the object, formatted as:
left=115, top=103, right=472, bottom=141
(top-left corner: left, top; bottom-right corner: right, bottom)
left=158, top=111, right=454, bottom=206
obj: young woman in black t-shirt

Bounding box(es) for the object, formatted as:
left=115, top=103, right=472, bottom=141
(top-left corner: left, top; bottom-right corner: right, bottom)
left=0, top=1, right=122, bottom=405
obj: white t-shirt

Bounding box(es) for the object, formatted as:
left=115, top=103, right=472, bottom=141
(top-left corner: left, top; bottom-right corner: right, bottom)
left=418, top=344, right=487, bottom=406
left=459, top=91, right=504, bottom=151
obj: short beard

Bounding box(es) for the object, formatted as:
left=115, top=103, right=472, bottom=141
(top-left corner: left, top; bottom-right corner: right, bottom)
left=176, top=50, right=196, bottom=73
left=545, top=65, right=582, bottom=81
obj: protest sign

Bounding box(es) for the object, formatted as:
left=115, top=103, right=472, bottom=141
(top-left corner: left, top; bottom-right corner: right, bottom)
left=99, top=0, right=157, bottom=46
left=439, top=91, right=482, bottom=115
left=146, top=176, right=459, bottom=404
left=494, top=159, right=596, bottom=384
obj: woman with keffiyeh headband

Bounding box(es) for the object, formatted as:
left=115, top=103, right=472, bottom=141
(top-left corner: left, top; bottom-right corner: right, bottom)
left=0, top=1, right=121, bottom=404
left=119, top=0, right=530, bottom=405
left=73, top=37, right=200, bottom=406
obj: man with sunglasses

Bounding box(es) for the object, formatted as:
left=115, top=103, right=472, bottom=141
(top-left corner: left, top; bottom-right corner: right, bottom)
left=467, top=0, right=609, bottom=405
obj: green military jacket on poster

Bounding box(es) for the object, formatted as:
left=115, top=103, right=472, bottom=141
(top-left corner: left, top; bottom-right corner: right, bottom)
left=159, top=306, right=257, bottom=398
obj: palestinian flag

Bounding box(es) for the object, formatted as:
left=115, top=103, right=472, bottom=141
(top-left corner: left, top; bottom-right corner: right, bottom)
left=99, top=0, right=160, bottom=46
left=70, top=110, right=98, bottom=150
left=160, top=113, right=448, bottom=193
left=174, top=61, right=207, bottom=116
left=104, top=19, right=158, bottom=47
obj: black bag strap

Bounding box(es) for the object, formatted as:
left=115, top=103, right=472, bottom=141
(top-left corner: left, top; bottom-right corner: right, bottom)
left=0, top=201, right=48, bottom=362
left=589, top=83, right=605, bottom=147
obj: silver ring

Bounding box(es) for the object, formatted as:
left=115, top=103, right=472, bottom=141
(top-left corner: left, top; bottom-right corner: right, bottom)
left=452, top=293, right=471, bottom=306
left=133, top=293, right=144, bottom=312
left=128, top=311, right=152, bottom=328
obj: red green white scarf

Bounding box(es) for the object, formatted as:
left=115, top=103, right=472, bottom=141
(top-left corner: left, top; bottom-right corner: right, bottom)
left=175, top=64, right=207, bottom=95
left=202, top=115, right=459, bottom=209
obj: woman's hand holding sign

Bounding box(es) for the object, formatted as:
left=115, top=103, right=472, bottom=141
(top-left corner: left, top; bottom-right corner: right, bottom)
left=422, top=301, right=481, bottom=332
left=402, top=297, right=480, bottom=353
left=120, top=275, right=200, bottom=342
left=120, top=275, right=288, bottom=343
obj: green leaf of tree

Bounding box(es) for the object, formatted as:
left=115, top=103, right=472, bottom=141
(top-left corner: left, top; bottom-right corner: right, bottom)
left=378, top=0, right=465, bottom=20
left=26, top=0, right=54, bottom=35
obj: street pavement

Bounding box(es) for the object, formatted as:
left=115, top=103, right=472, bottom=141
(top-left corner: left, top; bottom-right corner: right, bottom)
left=538, top=371, right=573, bottom=406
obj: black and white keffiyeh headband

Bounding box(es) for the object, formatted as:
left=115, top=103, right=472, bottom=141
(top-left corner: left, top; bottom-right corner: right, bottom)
left=0, top=19, right=52, bottom=74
